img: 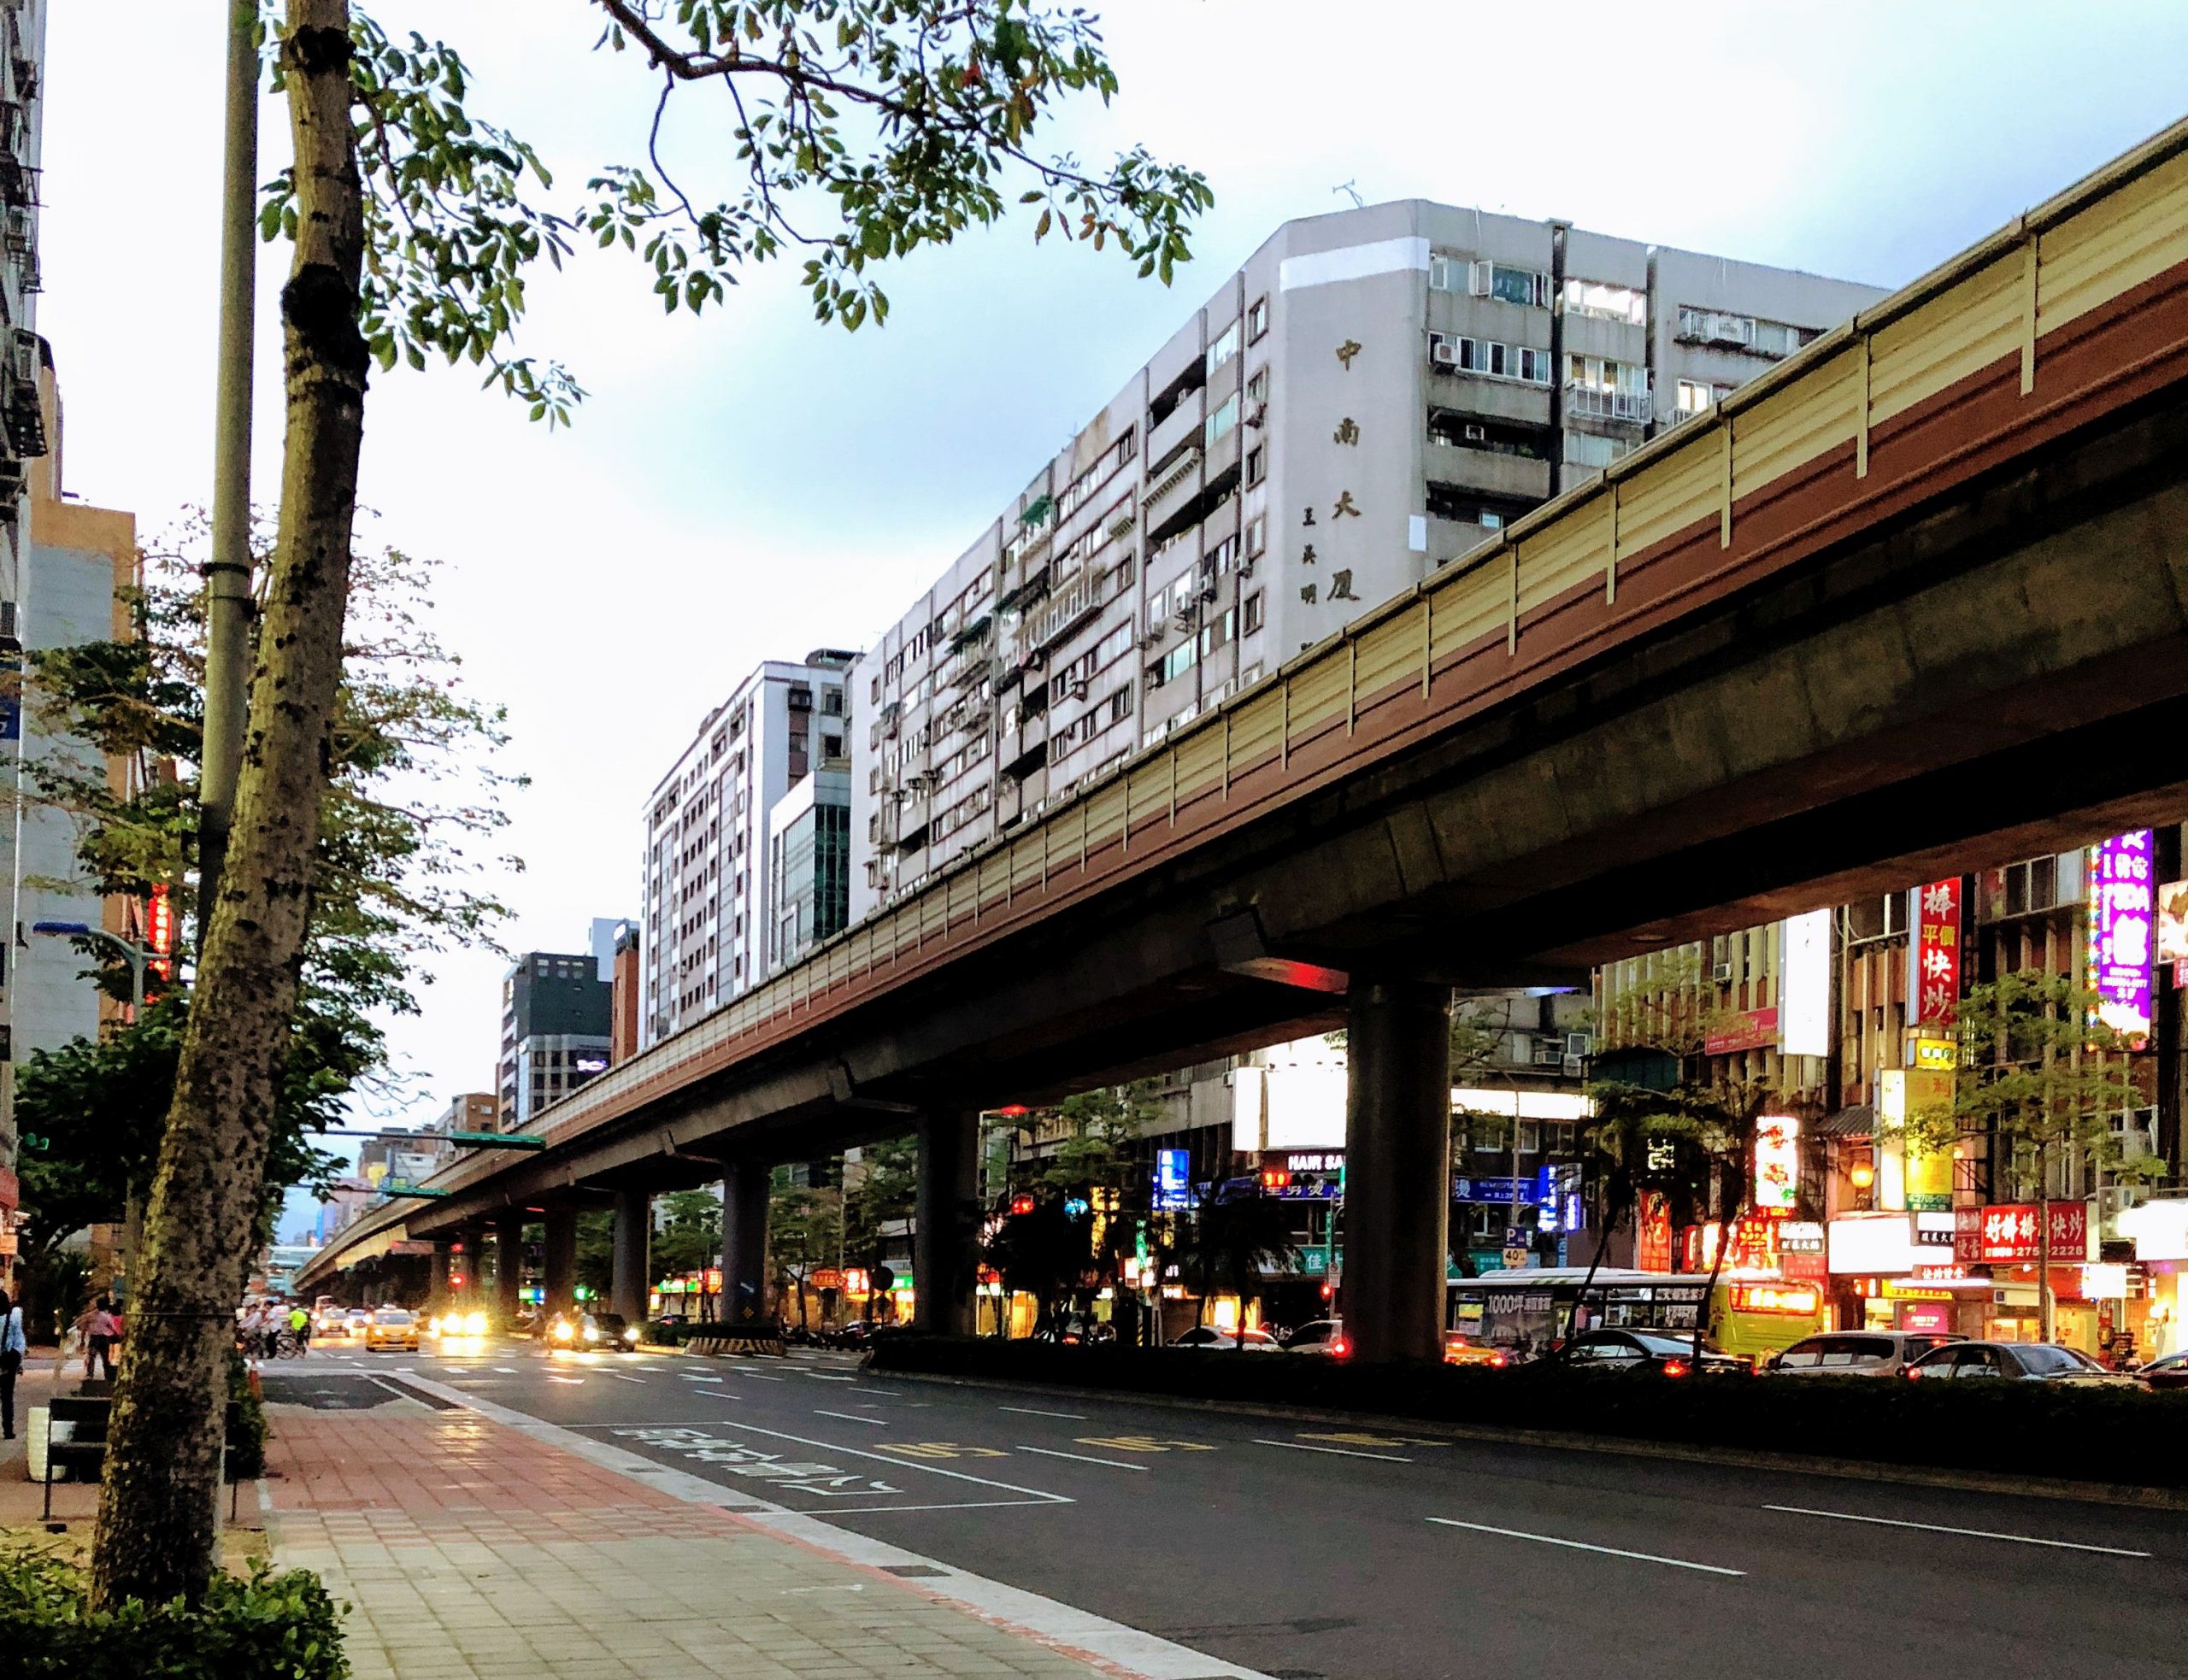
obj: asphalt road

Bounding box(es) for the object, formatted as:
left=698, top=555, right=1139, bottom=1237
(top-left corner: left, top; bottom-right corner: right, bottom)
left=270, top=1340, right=2187, bottom=1680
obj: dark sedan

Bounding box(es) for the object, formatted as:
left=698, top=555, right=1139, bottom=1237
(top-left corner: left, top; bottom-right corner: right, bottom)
left=1906, top=1340, right=2144, bottom=1385
left=2138, top=1350, right=2188, bottom=1389
left=1549, top=1329, right=1745, bottom=1377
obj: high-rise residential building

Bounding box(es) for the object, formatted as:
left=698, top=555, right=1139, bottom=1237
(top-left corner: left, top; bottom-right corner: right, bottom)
left=0, top=0, right=50, bottom=1293
left=497, top=938, right=615, bottom=1129
left=850, top=201, right=1882, bottom=915
left=608, top=919, right=642, bottom=1065
left=766, top=758, right=851, bottom=978
left=638, top=651, right=856, bottom=1046
left=435, top=1093, right=498, bottom=1137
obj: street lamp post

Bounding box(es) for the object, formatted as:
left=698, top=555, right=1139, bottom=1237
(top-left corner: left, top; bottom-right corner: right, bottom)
left=30, top=920, right=156, bottom=1019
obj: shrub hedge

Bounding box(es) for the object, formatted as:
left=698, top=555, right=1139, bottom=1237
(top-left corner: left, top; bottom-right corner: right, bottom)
left=228, top=1351, right=268, bottom=1482
left=0, top=1546, right=349, bottom=1679
left=868, top=1336, right=2188, bottom=1488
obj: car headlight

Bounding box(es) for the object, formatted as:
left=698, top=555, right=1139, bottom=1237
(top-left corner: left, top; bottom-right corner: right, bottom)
left=553, top=1321, right=574, bottom=1342
left=624, top=1326, right=640, bottom=1342
left=582, top=1326, right=599, bottom=1342
left=466, top=1312, right=488, bottom=1335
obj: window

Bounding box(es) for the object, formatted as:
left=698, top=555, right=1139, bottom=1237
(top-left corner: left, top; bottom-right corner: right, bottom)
left=1246, top=514, right=1267, bottom=556
left=1204, top=393, right=1240, bottom=448
left=1562, top=277, right=1647, bottom=326
left=1427, top=411, right=1548, bottom=457
left=1242, top=590, right=1264, bottom=635
left=1109, top=688, right=1132, bottom=724
left=1151, top=641, right=1199, bottom=685
left=1473, top=261, right=1550, bottom=307
left=1204, top=320, right=1241, bottom=374
left=1245, top=445, right=1265, bottom=487
left=1426, top=483, right=1530, bottom=528
left=1675, top=306, right=1820, bottom=359
left=1245, top=367, right=1269, bottom=405
left=1246, top=295, right=1269, bottom=342
left=1563, top=432, right=1628, bottom=469
left=1675, top=379, right=1715, bottom=416
left=1427, top=332, right=1550, bottom=385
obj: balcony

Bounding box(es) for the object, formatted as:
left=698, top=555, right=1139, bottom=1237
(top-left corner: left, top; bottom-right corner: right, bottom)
left=1565, top=383, right=1652, bottom=426
left=1424, top=367, right=1551, bottom=426
left=1422, top=443, right=1550, bottom=503
left=1147, top=385, right=1205, bottom=476
left=1144, top=447, right=1203, bottom=543
left=1026, top=578, right=1106, bottom=653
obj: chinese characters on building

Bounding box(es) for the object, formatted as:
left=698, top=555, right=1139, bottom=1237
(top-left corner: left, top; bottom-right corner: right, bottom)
left=2089, top=830, right=2154, bottom=1047
left=1911, top=878, right=1961, bottom=1029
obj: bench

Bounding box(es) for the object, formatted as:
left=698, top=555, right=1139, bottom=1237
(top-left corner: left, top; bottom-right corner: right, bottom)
left=41, top=1395, right=248, bottom=1522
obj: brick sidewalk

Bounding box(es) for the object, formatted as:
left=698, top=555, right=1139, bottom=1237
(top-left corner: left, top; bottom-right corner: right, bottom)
left=264, top=1399, right=1120, bottom=1680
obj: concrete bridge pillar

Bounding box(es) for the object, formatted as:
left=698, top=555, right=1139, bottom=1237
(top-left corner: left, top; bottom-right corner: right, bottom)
left=543, top=1208, right=578, bottom=1319
left=721, top=1162, right=770, bottom=1328
left=611, top=1190, right=650, bottom=1325
left=1340, top=978, right=1453, bottom=1364
left=493, top=1217, right=525, bottom=1325
left=426, top=1243, right=452, bottom=1316
left=915, top=1109, right=979, bottom=1336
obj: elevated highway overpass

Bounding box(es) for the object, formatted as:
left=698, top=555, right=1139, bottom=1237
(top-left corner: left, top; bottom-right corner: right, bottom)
left=301, top=120, right=2188, bottom=1360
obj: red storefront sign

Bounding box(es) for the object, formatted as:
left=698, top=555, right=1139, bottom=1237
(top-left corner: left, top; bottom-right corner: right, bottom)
left=1954, top=1201, right=2088, bottom=1263
left=1704, top=1007, right=1778, bottom=1056
left=1912, top=879, right=1961, bottom=1028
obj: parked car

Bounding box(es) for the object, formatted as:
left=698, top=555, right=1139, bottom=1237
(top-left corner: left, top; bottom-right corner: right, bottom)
left=1169, top=1326, right=1284, bottom=1352
left=1763, top=1330, right=1962, bottom=1377
left=2137, top=1350, right=2188, bottom=1390
left=1905, top=1341, right=2144, bottom=1385
left=1547, top=1330, right=1746, bottom=1377
left=364, top=1307, right=420, bottom=1353
left=1285, top=1319, right=1350, bottom=1357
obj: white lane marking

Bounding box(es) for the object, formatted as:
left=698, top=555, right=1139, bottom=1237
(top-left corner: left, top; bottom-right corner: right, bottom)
left=1254, top=1438, right=1412, bottom=1463
left=856, top=1387, right=903, bottom=1396
left=605, top=1372, right=648, bottom=1384
left=801, top=1372, right=857, bottom=1382
left=1426, top=1518, right=1744, bottom=1577
left=495, top=1366, right=518, bottom=1374
left=999, top=1405, right=1089, bottom=1420
left=545, top=1375, right=584, bottom=1385
left=681, top=1374, right=725, bottom=1383
left=1762, top=1505, right=2153, bottom=1558
left=1016, top=1445, right=1149, bottom=1472
left=815, top=1409, right=888, bottom=1426
left=738, top=1372, right=785, bottom=1381
left=814, top=1498, right=1062, bottom=1515
left=577, top=1413, right=1071, bottom=1501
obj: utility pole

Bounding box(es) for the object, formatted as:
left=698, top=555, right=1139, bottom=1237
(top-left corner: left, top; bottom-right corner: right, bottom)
left=197, top=0, right=259, bottom=952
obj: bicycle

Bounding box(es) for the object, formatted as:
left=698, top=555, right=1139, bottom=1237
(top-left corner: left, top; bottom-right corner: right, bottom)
left=270, top=1327, right=306, bottom=1360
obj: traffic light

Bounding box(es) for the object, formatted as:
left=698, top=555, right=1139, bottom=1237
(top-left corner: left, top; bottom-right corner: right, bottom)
left=1010, top=1193, right=1036, bottom=1216
left=450, top=1272, right=466, bottom=1289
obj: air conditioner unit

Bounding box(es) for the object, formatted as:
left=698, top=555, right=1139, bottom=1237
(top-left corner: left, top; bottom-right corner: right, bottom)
left=1431, top=338, right=1461, bottom=369
left=1173, top=607, right=1197, bottom=630
left=1565, top=1031, right=1593, bottom=1058
left=1244, top=404, right=1268, bottom=431
left=1707, top=313, right=1754, bottom=348
left=1532, top=1042, right=1564, bottom=1067
left=1711, top=961, right=1734, bottom=984
left=1462, top=423, right=1487, bottom=442
left=1198, top=580, right=1220, bottom=602
left=4, top=326, right=34, bottom=384
left=1063, top=679, right=1087, bottom=701
left=1139, top=630, right=1164, bottom=650
left=1562, top=1054, right=1586, bottom=1078
left=1109, top=507, right=1136, bottom=536
left=1237, top=558, right=1255, bottom=580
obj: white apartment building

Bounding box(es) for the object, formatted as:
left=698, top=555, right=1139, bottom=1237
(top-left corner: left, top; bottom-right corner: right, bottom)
left=639, top=651, right=855, bottom=1046
left=850, top=201, right=1882, bottom=916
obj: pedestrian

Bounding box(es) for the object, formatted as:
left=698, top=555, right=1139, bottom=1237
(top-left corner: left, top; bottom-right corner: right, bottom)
left=0, top=1289, right=25, bottom=1439
left=85, top=1296, right=118, bottom=1382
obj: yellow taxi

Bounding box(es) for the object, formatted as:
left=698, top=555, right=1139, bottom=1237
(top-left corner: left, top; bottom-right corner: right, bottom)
left=364, top=1307, right=421, bottom=1352
left=1444, top=1333, right=1513, bottom=1368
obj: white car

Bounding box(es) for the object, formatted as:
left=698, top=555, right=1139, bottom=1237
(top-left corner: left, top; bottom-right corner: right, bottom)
left=1169, top=1326, right=1284, bottom=1352
left=1765, top=1330, right=1962, bottom=1377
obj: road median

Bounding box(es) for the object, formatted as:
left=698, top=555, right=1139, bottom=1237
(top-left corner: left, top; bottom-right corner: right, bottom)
left=867, top=1336, right=2188, bottom=1503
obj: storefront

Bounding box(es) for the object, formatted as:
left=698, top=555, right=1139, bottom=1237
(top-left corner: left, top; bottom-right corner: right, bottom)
left=2119, top=1199, right=2188, bottom=1360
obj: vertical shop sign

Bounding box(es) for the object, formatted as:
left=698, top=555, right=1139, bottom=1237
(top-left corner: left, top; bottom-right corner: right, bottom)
left=1779, top=909, right=1831, bottom=1057
left=2089, top=831, right=2154, bottom=1048
left=1637, top=1192, right=1673, bottom=1272
left=1909, top=879, right=1961, bottom=1030
left=1753, top=1116, right=1800, bottom=1211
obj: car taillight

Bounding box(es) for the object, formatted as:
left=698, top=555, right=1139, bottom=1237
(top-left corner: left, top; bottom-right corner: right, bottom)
left=1330, top=1340, right=1349, bottom=1358
left=1490, top=1352, right=1508, bottom=1368
left=1662, top=1358, right=1691, bottom=1378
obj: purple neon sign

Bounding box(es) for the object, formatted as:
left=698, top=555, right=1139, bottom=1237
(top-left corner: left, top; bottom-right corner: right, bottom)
left=2090, top=830, right=2154, bottom=1049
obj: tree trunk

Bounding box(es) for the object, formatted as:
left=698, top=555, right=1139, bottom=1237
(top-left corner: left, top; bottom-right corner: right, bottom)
left=91, top=2, right=365, bottom=1609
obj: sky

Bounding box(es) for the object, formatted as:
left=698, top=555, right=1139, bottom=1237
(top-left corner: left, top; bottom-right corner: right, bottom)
left=33, top=2, right=2188, bottom=1234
